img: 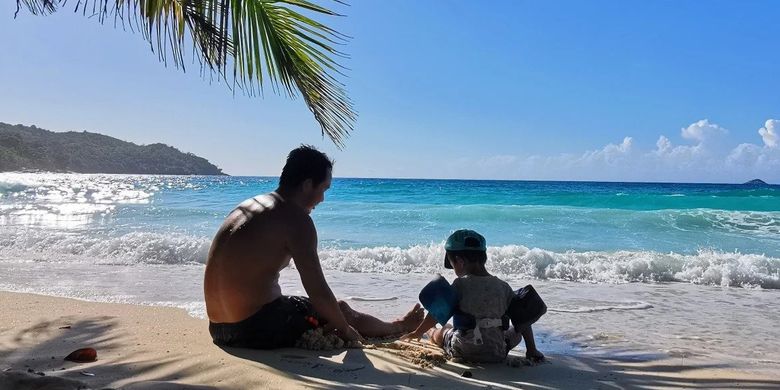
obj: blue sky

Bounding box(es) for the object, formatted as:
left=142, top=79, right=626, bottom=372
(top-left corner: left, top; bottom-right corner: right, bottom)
left=1, top=1, right=779, bottom=182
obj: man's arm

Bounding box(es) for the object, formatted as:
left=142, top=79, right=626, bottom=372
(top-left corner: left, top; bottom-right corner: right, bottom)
left=287, top=215, right=355, bottom=337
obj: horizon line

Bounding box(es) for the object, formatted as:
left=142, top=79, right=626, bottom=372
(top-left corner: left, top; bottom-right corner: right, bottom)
left=234, top=174, right=775, bottom=186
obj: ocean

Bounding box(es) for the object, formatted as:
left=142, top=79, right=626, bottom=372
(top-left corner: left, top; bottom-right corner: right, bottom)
left=1, top=173, right=779, bottom=372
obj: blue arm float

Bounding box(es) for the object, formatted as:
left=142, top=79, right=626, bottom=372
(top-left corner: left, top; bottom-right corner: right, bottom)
left=506, top=285, right=547, bottom=330
left=418, top=275, right=457, bottom=326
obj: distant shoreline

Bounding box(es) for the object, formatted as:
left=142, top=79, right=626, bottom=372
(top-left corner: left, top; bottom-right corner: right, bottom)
left=0, top=169, right=229, bottom=176
left=1, top=122, right=225, bottom=175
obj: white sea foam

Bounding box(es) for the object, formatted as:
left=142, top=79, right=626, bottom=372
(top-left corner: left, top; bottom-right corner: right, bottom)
left=548, top=302, right=654, bottom=313
left=1, top=230, right=778, bottom=288
left=319, top=244, right=780, bottom=289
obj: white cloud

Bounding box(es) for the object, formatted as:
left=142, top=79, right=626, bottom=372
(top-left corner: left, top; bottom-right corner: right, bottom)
left=440, top=120, right=780, bottom=183
left=726, top=142, right=780, bottom=169
left=615, top=137, right=633, bottom=153
left=581, top=137, right=633, bottom=163
left=650, top=134, right=706, bottom=168
left=681, top=119, right=727, bottom=142
left=477, top=155, right=517, bottom=168
left=758, top=119, right=778, bottom=148
left=655, top=136, right=671, bottom=153
left=726, top=143, right=763, bottom=168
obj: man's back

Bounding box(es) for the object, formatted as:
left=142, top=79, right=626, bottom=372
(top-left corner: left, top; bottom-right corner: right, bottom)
left=203, top=146, right=401, bottom=348
left=204, top=193, right=305, bottom=323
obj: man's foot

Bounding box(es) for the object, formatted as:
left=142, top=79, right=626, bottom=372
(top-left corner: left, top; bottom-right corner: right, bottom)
left=394, top=303, right=425, bottom=333
left=526, top=349, right=545, bottom=363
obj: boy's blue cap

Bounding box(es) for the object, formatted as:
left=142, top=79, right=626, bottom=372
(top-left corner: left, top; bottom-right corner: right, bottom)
left=444, top=229, right=487, bottom=269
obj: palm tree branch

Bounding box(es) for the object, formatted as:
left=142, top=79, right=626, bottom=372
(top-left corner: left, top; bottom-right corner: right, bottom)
left=255, top=2, right=355, bottom=146
left=15, top=0, right=355, bottom=146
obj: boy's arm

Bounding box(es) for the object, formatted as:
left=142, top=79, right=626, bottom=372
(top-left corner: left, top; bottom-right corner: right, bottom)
left=400, top=312, right=438, bottom=340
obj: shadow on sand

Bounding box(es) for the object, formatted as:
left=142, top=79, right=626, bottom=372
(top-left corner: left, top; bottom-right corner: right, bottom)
left=3, top=315, right=780, bottom=389
left=222, top=342, right=780, bottom=389
left=0, top=316, right=217, bottom=390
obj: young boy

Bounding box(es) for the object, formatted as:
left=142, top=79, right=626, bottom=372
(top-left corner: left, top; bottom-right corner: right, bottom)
left=401, top=229, right=545, bottom=363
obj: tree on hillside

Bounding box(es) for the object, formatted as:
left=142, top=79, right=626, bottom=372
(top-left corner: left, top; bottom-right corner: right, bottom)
left=14, top=0, right=355, bottom=147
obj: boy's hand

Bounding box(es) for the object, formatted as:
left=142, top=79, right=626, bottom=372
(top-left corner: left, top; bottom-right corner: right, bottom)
left=526, top=349, right=545, bottom=362
left=400, top=329, right=425, bottom=341
left=400, top=312, right=436, bottom=341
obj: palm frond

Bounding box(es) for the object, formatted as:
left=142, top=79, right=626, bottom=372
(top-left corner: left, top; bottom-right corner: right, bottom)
left=15, top=0, right=355, bottom=147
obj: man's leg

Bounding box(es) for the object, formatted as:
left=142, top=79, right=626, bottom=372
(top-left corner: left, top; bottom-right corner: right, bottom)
left=338, top=300, right=424, bottom=338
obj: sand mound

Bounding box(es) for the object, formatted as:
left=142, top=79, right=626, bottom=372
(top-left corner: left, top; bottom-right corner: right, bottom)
left=372, top=341, right=448, bottom=368
left=294, top=328, right=361, bottom=350
left=293, top=329, right=448, bottom=368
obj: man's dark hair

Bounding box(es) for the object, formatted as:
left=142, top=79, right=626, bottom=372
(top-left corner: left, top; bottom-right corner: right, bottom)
left=447, top=250, right=487, bottom=265
left=279, top=145, right=334, bottom=188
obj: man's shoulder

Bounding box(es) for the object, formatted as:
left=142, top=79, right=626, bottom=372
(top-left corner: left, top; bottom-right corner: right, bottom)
left=244, top=193, right=281, bottom=211
left=260, top=197, right=315, bottom=238
left=224, top=194, right=309, bottom=231
left=229, top=194, right=273, bottom=217
left=233, top=194, right=304, bottom=217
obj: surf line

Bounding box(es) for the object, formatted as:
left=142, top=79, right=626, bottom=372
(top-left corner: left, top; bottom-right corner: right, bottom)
left=346, top=296, right=399, bottom=302
left=548, top=302, right=653, bottom=313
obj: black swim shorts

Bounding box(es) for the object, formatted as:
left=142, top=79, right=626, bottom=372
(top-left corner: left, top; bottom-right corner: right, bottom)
left=209, top=296, right=324, bottom=349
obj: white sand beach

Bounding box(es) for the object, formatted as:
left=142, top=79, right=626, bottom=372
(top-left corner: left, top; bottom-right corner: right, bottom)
left=2, top=291, right=779, bottom=390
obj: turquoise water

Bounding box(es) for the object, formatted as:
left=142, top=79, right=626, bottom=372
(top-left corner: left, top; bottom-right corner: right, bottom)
left=317, top=179, right=780, bottom=252
left=1, top=173, right=779, bottom=288
left=3, top=172, right=779, bottom=371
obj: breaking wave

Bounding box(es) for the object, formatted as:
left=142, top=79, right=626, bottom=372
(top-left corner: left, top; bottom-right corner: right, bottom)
left=1, top=230, right=778, bottom=289
left=0, top=229, right=211, bottom=265
left=319, top=244, right=780, bottom=289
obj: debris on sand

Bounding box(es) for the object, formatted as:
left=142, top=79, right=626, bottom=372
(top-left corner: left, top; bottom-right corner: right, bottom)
left=65, top=348, right=98, bottom=363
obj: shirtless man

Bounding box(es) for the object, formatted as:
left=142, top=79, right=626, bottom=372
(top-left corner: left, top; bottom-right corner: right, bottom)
left=205, top=145, right=423, bottom=348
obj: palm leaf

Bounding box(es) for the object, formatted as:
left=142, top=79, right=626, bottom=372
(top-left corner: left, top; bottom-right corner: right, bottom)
left=15, top=0, right=355, bottom=147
